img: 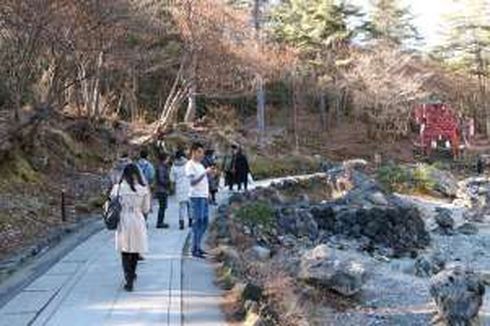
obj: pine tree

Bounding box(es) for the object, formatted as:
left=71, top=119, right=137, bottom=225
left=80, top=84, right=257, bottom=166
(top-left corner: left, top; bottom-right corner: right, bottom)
left=367, top=0, right=420, bottom=46
left=269, top=0, right=360, bottom=53
left=434, top=0, right=490, bottom=135
left=268, top=0, right=363, bottom=131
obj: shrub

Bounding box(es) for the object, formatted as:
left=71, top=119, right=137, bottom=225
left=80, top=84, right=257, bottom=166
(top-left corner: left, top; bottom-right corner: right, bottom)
left=234, top=201, right=275, bottom=232
left=377, top=163, right=441, bottom=195
left=412, top=164, right=437, bottom=193
left=377, top=164, right=411, bottom=192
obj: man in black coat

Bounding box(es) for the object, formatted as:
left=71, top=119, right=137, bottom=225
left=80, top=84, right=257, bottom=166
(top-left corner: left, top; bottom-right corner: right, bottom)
left=234, top=147, right=250, bottom=191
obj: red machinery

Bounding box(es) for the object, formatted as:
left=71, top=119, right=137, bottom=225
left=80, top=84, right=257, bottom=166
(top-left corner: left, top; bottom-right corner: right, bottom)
left=412, top=103, right=470, bottom=158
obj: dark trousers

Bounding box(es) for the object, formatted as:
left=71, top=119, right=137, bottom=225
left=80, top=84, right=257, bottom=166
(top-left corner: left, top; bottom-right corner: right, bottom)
left=225, top=172, right=234, bottom=191
left=121, top=252, right=138, bottom=284
left=237, top=177, right=248, bottom=191
left=156, top=192, right=168, bottom=227
left=210, top=190, right=217, bottom=203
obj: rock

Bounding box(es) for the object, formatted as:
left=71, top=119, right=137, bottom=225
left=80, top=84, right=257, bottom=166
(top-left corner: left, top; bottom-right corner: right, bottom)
left=229, top=192, right=245, bottom=205
left=251, top=245, right=271, bottom=261
left=366, top=191, right=389, bottom=206
left=244, top=300, right=259, bottom=314
left=343, top=159, right=368, bottom=171
left=310, top=205, right=336, bottom=231
left=415, top=254, right=445, bottom=277
left=434, top=208, right=454, bottom=234
left=252, top=187, right=286, bottom=205
left=429, top=168, right=458, bottom=198
left=216, top=245, right=241, bottom=270
left=215, top=215, right=230, bottom=240
left=320, top=159, right=337, bottom=172
left=430, top=264, right=485, bottom=325
left=277, top=208, right=319, bottom=241
left=278, top=234, right=298, bottom=248
left=479, top=271, right=490, bottom=286
left=463, top=210, right=484, bottom=223
left=457, top=222, right=479, bottom=235
left=241, top=283, right=263, bottom=302
left=297, top=194, right=310, bottom=206
left=243, top=226, right=252, bottom=235
left=298, top=245, right=366, bottom=296
left=319, top=204, right=430, bottom=256
left=243, top=310, right=265, bottom=326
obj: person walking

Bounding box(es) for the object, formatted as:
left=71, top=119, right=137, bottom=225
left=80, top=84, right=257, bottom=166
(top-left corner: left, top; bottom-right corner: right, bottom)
left=136, top=148, right=156, bottom=187
left=170, top=149, right=192, bottom=230
left=109, top=152, right=132, bottom=187
left=234, top=147, right=250, bottom=191
left=155, top=152, right=170, bottom=229
left=222, top=145, right=237, bottom=191
left=202, top=149, right=219, bottom=205
left=108, top=163, right=150, bottom=292
left=185, top=142, right=213, bottom=258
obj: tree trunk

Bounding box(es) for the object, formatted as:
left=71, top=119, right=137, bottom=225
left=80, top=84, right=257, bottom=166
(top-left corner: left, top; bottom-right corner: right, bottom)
left=256, top=75, right=266, bottom=141
left=130, top=67, right=139, bottom=123
left=319, top=93, right=327, bottom=131
left=290, top=73, right=299, bottom=152
left=184, top=81, right=196, bottom=123
left=14, top=91, right=21, bottom=123
left=92, top=51, right=104, bottom=120
left=253, top=0, right=266, bottom=145
left=77, top=61, right=91, bottom=118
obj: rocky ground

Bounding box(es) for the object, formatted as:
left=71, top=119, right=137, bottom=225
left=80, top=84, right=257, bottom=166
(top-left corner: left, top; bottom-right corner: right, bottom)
left=210, top=162, right=490, bottom=326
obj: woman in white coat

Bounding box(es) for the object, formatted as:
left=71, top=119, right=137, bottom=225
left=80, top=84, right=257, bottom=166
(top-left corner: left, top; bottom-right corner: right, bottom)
left=109, top=163, right=150, bottom=291
left=170, top=150, right=191, bottom=230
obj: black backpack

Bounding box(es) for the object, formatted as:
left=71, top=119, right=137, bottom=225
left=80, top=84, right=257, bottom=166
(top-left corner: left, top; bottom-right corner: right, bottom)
left=103, top=184, right=122, bottom=230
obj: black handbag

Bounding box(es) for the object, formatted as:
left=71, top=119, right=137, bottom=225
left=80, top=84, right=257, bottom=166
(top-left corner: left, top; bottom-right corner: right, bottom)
left=103, top=184, right=122, bottom=230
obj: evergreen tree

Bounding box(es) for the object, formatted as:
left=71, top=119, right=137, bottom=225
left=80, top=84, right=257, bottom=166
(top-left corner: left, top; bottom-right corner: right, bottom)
left=367, top=0, right=420, bottom=46
left=434, top=0, right=490, bottom=134
left=269, top=0, right=361, bottom=53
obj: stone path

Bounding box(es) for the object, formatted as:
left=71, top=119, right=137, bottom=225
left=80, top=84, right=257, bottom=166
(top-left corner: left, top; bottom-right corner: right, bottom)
left=0, top=193, right=225, bottom=326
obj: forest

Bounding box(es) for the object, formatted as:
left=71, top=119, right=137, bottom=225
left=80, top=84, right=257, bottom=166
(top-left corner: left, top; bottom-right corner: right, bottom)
left=0, top=0, right=488, bottom=146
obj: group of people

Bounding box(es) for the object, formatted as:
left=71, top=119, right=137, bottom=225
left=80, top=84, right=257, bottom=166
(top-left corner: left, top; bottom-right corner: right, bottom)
left=106, top=143, right=249, bottom=292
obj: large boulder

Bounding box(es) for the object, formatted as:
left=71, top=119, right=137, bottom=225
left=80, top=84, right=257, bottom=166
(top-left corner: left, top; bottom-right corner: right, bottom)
left=430, top=264, right=485, bottom=325
left=414, top=253, right=445, bottom=277
left=456, top=222, right=479, bottom=235
left=312, top=204, right=430, bottom=256
left=298, top=245, right=366, bottom=296
left=434, top=207, right=455, bottom=235
left=429, top=168, right=458, bottom=198
left=277, top=208, right=319, bottom=241
left=251, top=245, right=271, bottom=261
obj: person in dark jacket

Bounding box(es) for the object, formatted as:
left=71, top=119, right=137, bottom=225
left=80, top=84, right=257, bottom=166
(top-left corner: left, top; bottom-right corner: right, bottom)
left=477, top=155, right=485, bottom=175
left=155, top=152, right=170, bottom=228
left=234, top=147, right=250, bottom=191
left=202, top=149, right=220, bottom=205
left=222, top=145, right=238, bottom=191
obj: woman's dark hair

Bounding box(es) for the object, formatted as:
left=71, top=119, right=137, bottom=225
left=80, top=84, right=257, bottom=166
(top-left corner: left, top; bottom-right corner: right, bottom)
left=190, top=142, right=204, bottom=153
left=158, top=152, right=168, bottom=162
left=122, top=163, right=146, bottom=191
left=175, top=149, right=186, bottom=159
left=140, top=148, right=149, bottom=159
left=205, top=149, right=214, bottom=156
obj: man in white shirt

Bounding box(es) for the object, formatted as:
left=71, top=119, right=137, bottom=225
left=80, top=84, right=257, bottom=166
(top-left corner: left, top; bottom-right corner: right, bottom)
left=185, top=142, right=214, bottom=258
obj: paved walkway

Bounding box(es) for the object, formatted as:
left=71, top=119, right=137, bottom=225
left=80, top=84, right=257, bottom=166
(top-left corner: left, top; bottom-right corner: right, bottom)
left=0, top=193, right=225, bottom=326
